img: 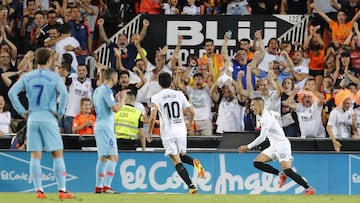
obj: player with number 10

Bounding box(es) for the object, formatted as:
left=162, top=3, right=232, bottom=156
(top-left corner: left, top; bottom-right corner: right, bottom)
left=148, top=72, right=205, bottom=194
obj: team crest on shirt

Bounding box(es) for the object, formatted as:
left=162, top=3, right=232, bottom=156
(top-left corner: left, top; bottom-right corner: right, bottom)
left=279, top=152, right=286, bottom=159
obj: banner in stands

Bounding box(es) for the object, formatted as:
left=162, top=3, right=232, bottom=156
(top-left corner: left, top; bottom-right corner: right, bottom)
left=0, top=151, right=359, bottom=195
left=141, top=14, right=303, bottom=64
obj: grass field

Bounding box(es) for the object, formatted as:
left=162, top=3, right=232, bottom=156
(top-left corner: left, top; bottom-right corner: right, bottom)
left=1, top=193, right=360, bottom=203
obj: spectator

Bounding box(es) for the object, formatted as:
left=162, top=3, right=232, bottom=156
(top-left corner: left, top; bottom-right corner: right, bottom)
left=0, top=94, right=11, bottom=136
left=66, top=5, right=91, bottom=64
left=176, top=72, right=214, bottom=136
left=221, top=31, right=255, bottom=89
left=160, top=0, right=181, bottom=14
left=0, top=26, right=17, bottom=66
left=20, top=0, right=37, bottom=53
left=72, top=97, right=96, bottom=135
left=332, top=51, right=357, bottom=88
left=202, top=0, right=222, bottom=15
left=78, top=0, right=99, bottom=39
left=43, top=26, right=61, bottom=50
left=29, top=10, right=46, bottom=50
left=198, top=38, right=224, bottom=80
left=211, top=74, right=246, bottom=134
left=97, top=18, right=150, bottom=70
left=0, top=4, right=15, bottom=38
left=54, top=23, right=82, bottom=73
left=291, top=50, right=309, bottom=91
left=280, top=0, right=310, bottom=15
left=303, top=25, right=325, bottom=92
left=63, top=64, right=98, bottom=134
left=256, top=31, right=280, bottom=78
left=284, top=84, right=326, bottom=138
left=330, top=0, right=360, bottom=21
left=311, top=3, right=360, bottom=47
left=310, top=0, right=337, bottom=37
left=37, top=10, right=63, bottom=48
left=139, top=0, right=162, bottom=14
left=354, top=89, right=360, bottom=137
left=182, top=0, right=200, bottom=14
left=226, top=0, right=250, bottom=15
left=249, top=0, right=281, bottom=14
left=345, top=22, right=360, bottom=76
left=0, top=50, right=17, bottom=104
left=327, top=89, right=357, bottom=152
left=280, top=78, right=301, bottom=137
left=135, top=42, right=169, bottom=104
left=239, top=38, right=254, bottom=60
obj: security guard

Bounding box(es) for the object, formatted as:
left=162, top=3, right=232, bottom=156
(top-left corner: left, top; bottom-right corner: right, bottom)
left=114, top=86, right=146, bottom=150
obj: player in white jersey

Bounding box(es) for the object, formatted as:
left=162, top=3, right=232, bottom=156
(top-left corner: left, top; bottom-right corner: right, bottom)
left=239, top=97, right=315, bottom=195
left=326, top=97, right=356, bottom=152
left=148, top=72, right=205, bottom=194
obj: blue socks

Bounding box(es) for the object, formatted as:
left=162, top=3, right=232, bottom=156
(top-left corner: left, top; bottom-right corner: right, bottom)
left=104, top=160, right=117, bottom=188
left=53, top=157, right=66, bottom=191
left=96, top=160, right=106, bottom=187
left=30, top=158, right=42, bottom=191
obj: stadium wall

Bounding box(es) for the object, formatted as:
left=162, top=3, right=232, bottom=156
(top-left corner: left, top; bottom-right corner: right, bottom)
left=0, top=151, right=359, bottom=195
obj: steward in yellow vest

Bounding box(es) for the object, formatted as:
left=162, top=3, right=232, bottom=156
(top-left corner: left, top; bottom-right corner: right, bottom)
left=114, top=87, right=146, bottom=150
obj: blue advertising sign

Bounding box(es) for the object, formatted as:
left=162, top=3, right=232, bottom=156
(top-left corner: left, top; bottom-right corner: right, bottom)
left=0, top=151, right=358, bottom=194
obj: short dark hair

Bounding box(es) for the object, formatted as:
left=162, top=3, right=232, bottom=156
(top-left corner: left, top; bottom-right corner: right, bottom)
left=193, top=72, right=203, bottom=79
left=47, top=10, right=57, bottom=16
left=80, top=97, right=91, bottom=106
left=158, top=72, right=172, bottom=88
left=36, top=48, right=51, bottom=65
left=34, top=10, right=45, bottom=17
left=203, top=38, right=214, bottom=46
left=61, top=62, right=71, bottom=72
left=104, top=68, right=117, bottom=80
left=60, top=23, right=71, bottom=34
left=119, top=70, right=129, bottom=77
left=240, top=38, right=250, bottom=44
left=62, top=53, right=73, bottom=64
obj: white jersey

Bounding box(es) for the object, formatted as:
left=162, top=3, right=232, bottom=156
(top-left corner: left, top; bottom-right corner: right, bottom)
left=55, top=36, right=80, bottom=72
left=216, top=97, right=245, bottom=133
left=354, top=108, right=360, bottom=136
left=65, top=77, right=94, bottom=117
left=293, top=64, right=309, bottom=90
left=182, top=5, right=200, bottom=15
left=247, top=110, right=289, bottom=149
left=151, top=88, right=191, bottom=140
left=187, top=86, right=212, bottom=121
left=263, top=91, right=281, bottom=113
left=327, top=107, right=353, bottom=139
left=258, top=51, right=277, bottom=72
left=296, top=103, right=326, bottom=138
left=0, top=111, right=11, bottom=134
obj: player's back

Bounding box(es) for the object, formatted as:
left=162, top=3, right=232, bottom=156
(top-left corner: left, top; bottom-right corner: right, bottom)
left=23, top=69, right=62, bottom=120
left=151, top=89, right=190, bottom=139
left=93, top=84, right=115, bottom=130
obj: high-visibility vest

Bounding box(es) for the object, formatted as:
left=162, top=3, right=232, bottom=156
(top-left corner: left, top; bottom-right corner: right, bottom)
left=198, top=54, right=224, bottom=80
left=114, top=105, right=142, bottom=140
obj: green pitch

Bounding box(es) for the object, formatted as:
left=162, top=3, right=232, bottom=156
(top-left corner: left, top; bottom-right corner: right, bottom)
left=0, top=193, right=359, bottom=203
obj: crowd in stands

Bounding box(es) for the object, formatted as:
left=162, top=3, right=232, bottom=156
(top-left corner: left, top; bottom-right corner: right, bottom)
left=0, top=0, right=359, bottom=152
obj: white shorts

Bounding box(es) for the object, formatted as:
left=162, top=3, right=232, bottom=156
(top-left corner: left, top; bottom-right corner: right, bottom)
left=262, top=142, right=293, bottom=163
left=162, top=137, right=187, bottom=156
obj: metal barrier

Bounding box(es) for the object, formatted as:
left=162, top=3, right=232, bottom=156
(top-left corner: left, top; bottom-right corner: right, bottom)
left=94, top=14, right=143, bottom=67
